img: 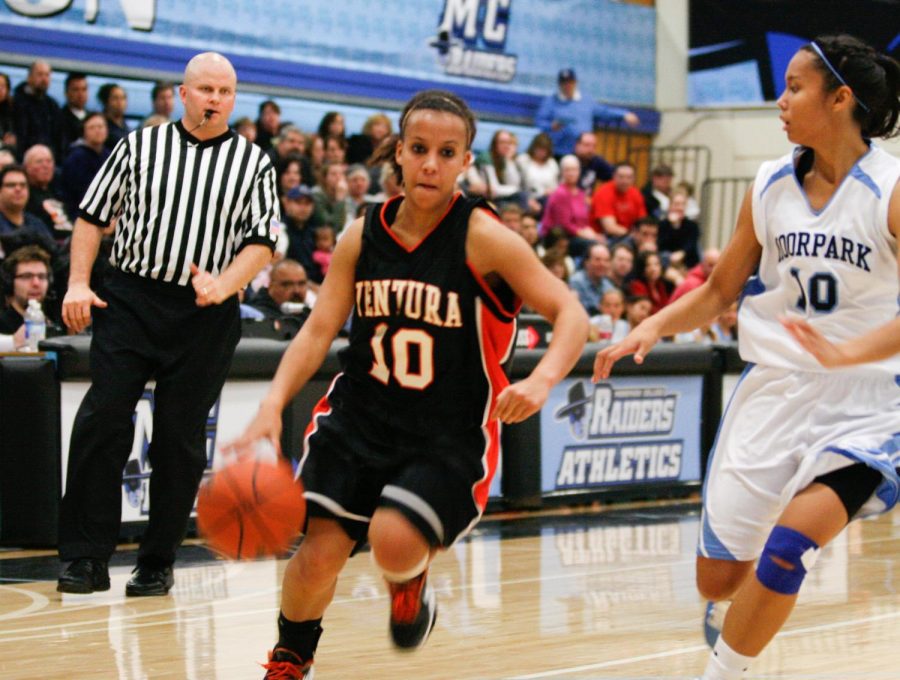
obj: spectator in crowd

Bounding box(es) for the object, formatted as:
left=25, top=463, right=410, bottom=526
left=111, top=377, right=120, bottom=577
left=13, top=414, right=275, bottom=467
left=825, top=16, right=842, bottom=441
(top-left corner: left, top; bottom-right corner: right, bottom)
left=624, top=293, right=653, bottom=330
left=59, top=72, right=90, bottom=157
left=24, top=144, right=71, bottom=237
left=323, top=135, right=347, bottom=166
left=311, top=225, right=335, bottom=280
left=149, top=81, right=175, bottom=122
left=0, top=244, right=60, bottom=334
left=658, top=190, right=701, bottom=268
left=591, top=162, right=647, bottom=244
left=498, top=202, right=524, bottom=232
left=281, top=184, right=319, bottom=280
left=669, top=247, right=721, bottom=302
left=0, top=72, right=15, bottom=152
left=570, top=242, right=616, bottom=315
left=0, top=148, right=15, bottom=169
left=270, top=125, right=307, bottom=161
left=541, top=252, right=569, bottom=282
left=306, top=133, right=325, bottom=181
left=255, top=100, right=281, bottom=151
left=469, top=129, right=528, bottom=208
left=518, top=213, right=540, bottom=252
left=710, top=301, right=738, bottom=342
left=344, top=163, right=371, bottom=227
left=542, top=154, right=597, bottom=257
left=347, top=112, right=392, bottom=165
left=574, top=131, right=613, bottom=194
left=535, top=68, right=639, bottom=156
left=642, top=164, right=674, bottom=219
left=317, top=111, right=345, bottom=143
left=676, top=180, right=701, bottom=220
left=312, top=161, right=347, bottom=232
left=609, top=242, right=635, bottom=291
left=537, top=226, right=576, bottom=280
left=276, top=155, right=306, bottom=197
left=13, top=60, right=61, bottom=160
left=233, top=116, right=256, bottom=144
left=590, top=288, right=629, bottom=342
left=0, top=165, right=57, bottom=256
left=516, top=132, right=558, bottom=206
left=373, top=161, right=402, bottom=202
left=628, top=250, right=672, bottom=314
left=61, top=112, right=110, bottom=218
left=645, top=165, right=674, bottom=217
left=630, top=215, right=660, bottom=254
left=247, top=259, right=316, bottom=319
left=97, top=83, right=130, bottom=150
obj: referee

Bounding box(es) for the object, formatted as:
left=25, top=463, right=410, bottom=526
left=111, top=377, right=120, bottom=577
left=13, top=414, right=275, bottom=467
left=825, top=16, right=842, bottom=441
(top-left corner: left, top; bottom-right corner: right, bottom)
left=57, top=53, right=278, bottom=596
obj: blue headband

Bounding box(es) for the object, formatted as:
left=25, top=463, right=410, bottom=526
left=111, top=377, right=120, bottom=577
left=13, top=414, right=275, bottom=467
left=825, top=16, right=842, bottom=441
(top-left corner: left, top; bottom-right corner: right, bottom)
left=810, top=41, right=870, bottom=113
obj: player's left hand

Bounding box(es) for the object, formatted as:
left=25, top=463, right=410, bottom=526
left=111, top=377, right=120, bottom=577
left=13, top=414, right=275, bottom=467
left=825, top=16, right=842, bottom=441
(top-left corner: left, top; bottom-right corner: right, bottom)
left=493, top=376, right=551, bottom=424
left=780, top=315, right=847, bottom=367
left=190, top=263, right=224, bottom=306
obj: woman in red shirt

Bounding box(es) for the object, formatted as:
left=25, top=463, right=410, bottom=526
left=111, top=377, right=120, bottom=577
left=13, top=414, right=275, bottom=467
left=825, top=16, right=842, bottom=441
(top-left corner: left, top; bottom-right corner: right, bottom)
left=628, top=251, right=672, bottom=314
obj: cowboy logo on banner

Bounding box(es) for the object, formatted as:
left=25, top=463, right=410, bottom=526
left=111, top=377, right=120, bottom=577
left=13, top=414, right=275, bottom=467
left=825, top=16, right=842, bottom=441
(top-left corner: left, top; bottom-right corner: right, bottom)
left=431, top=0, right=517, bottom=82
left=540, top=376, right=703, bottom=493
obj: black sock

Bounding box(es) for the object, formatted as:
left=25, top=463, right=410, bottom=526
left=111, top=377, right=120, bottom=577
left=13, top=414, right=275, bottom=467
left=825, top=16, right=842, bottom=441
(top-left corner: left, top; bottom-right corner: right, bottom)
left=277, top=612, right=323, bottom=661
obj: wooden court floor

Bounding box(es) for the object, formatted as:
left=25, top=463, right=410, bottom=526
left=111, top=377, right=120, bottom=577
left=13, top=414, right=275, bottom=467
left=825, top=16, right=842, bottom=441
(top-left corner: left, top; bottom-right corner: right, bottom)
left=1, top=502, right=899, bottom=679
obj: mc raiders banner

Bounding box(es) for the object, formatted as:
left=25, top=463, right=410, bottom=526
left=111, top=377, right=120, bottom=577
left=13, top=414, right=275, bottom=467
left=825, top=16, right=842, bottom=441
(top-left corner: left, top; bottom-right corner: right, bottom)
left=0, top=0, right=655, bottom=119
left=541, top=375, right=703, bottom=493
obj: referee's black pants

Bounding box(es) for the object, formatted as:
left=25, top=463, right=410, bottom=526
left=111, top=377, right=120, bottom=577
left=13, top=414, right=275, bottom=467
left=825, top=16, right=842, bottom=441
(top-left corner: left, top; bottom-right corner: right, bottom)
left=59, top=270, right=240, bottom=567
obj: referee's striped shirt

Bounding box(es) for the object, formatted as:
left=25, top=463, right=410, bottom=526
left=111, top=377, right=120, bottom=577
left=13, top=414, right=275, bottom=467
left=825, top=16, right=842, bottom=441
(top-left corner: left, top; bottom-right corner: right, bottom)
left=79, top=120, right=279, bottom=286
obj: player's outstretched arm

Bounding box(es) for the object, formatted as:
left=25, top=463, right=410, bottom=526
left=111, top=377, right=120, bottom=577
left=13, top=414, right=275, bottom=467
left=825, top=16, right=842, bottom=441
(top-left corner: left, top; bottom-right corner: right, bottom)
left=226, top=219, right=362, bottom=455
left=593, top=185, right=762, bottom=381
left=467, top=210, right=590, bottom=424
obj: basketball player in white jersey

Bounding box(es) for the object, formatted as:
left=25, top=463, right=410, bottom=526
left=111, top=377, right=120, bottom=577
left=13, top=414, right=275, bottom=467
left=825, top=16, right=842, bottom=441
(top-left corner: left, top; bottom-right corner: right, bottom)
left=594, top=34, right=900, bottom=679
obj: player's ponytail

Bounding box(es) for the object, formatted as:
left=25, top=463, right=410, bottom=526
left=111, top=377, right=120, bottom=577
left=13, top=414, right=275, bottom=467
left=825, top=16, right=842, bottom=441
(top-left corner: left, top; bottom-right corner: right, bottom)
left=806, top=35, right=900, bottom=139
left=369, top=133, right=402, bottom=183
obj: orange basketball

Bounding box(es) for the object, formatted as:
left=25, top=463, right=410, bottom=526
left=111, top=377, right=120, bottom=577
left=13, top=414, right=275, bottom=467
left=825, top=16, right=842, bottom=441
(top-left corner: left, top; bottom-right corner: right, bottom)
left=196, top=447, right=306, bottom=560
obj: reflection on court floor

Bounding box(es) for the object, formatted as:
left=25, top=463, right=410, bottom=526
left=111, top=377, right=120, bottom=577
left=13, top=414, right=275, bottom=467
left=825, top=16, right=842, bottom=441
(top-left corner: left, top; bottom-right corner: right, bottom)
left=1, top=504, right=898, bottom=679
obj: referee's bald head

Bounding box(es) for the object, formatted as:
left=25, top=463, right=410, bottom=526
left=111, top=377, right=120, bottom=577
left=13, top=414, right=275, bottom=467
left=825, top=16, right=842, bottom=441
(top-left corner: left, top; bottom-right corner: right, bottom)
left=184, top=52, right=236, bottom=86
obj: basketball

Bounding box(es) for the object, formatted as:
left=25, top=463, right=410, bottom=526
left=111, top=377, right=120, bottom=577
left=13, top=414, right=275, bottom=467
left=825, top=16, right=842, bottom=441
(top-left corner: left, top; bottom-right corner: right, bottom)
left=196, top=444, right=306, bottom=560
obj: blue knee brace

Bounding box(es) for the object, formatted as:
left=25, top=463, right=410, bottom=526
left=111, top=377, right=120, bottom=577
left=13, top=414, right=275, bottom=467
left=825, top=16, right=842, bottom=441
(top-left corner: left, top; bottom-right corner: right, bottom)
left=756, top=526, right=820, bottom=595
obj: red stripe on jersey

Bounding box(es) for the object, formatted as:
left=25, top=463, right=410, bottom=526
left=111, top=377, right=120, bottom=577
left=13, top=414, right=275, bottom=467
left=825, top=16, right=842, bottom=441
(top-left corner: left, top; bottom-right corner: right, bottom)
left=467, top=262, right=521, bottom=321
left=470, top=299, right=516, bottom=509
left=298, top=374, right=340, bottom=474
left=378, top=192, right=462, bottom=253
left=472, top=418, right=500, bottom=511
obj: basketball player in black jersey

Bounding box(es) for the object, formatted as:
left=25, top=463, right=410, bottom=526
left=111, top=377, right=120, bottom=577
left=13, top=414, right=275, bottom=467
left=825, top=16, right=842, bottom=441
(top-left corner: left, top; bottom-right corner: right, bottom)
left=230, top=90, right=589, bottom=679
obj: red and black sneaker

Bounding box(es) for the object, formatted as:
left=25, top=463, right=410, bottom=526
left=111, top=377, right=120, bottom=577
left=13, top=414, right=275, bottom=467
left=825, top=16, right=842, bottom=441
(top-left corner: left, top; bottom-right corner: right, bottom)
left=261, top=647, right=314, bottom=679
left=388, top=570, right=437, bottom=650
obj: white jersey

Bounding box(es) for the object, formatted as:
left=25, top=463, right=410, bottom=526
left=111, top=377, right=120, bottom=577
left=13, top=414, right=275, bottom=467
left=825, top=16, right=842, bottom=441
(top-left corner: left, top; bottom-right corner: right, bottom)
left=740, top=145, right=900, bottom=375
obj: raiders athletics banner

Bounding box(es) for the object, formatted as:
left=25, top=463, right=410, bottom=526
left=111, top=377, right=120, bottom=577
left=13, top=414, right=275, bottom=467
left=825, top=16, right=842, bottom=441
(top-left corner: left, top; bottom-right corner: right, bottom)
left=541, top=375, right=703, bottom=494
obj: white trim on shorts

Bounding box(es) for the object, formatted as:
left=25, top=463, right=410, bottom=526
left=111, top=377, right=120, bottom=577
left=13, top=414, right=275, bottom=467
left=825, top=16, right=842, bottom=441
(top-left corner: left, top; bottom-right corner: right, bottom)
left=381, top=485, right=446, bottom=544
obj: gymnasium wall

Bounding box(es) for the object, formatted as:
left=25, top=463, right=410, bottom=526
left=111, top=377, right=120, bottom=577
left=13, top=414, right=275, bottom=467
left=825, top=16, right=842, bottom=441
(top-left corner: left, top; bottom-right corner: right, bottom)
left=656, top=0, right=900, bottom=181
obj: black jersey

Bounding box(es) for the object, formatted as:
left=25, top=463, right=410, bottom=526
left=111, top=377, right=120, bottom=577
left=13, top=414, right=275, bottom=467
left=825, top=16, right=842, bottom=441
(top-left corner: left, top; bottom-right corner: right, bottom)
left=329, top=193, right=520, bottom=434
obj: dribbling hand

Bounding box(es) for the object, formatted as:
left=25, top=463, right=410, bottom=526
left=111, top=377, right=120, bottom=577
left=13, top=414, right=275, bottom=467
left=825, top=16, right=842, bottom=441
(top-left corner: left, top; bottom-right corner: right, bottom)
left=222, top=400, right=284, bottom=459
left=62, top=282, right=108, bottom=333
left=592, top=325, right=660, bottom=382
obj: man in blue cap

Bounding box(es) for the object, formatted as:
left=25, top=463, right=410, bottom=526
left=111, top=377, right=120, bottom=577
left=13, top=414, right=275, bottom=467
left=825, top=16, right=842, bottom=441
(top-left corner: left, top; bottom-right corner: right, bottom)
left=535, top=68, right=639, bottom=157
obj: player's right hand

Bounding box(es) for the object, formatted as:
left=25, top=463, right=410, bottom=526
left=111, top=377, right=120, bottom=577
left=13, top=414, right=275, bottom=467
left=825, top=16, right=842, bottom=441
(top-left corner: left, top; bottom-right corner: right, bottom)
left=62, top=283, right=108, bottom=333
left=592, top=326, right=659, bottom=382
left=223, top=401, right=284, bottom=459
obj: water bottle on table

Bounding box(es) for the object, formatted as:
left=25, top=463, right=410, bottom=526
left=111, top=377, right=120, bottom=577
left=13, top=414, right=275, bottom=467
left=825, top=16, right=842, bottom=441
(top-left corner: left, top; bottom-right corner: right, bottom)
left=23, top=299, right=46, bottom=352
